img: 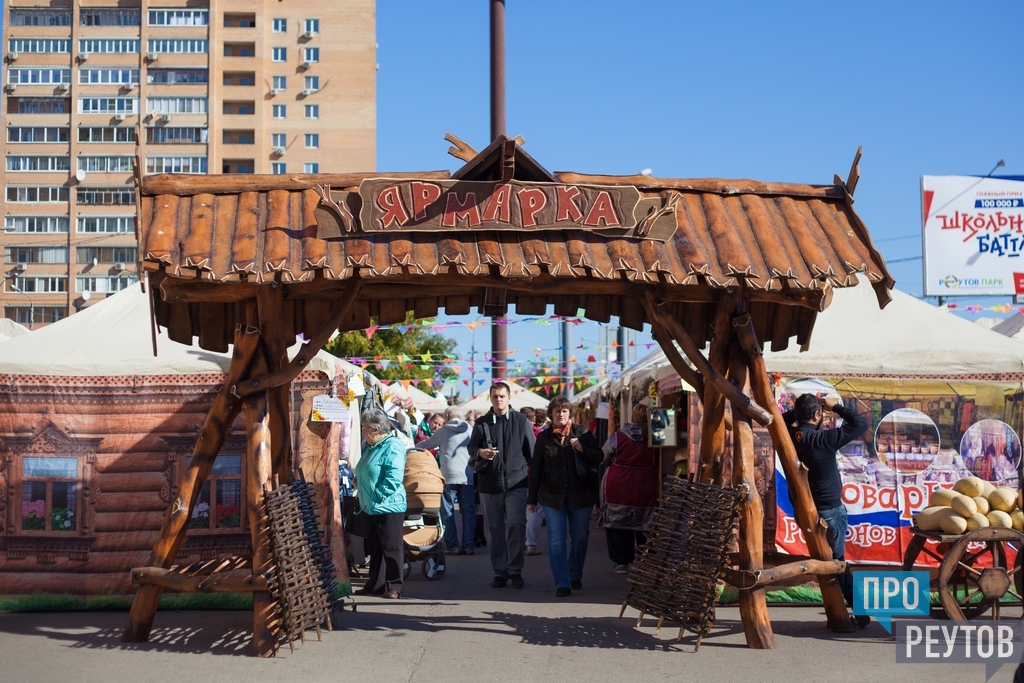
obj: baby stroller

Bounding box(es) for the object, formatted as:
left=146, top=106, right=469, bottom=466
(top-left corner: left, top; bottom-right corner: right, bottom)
left=402, top=450, right=447, bottom=580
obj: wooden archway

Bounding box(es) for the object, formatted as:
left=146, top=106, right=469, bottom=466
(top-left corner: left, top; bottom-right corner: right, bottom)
left=122, top=137, right=892, bottom=654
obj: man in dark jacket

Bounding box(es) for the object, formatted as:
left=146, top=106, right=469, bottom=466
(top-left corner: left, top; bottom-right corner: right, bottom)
left=782, top=393, right=869, bottom=626
left=468, top=382, right=536, bottom=588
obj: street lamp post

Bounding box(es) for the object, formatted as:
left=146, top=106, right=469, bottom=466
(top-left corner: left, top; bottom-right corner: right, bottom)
left=6, top=279, right=35, bottom=330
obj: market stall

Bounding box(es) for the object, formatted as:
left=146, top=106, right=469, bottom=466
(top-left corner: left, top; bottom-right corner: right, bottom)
left=457, top=379, right=549, bottom=413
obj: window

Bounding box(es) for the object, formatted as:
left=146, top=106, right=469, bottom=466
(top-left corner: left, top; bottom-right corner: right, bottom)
left=5, top=307, right=67, bottom=324
left=9, top=97, right=70, bottom=115
left=81, top=8, right=140, bottom=26
left=7, top=68, right=71, bottom=85
left=78, top=156, right=134, bottom=173
left=146, top=156, right=208, bottom=174
left=78, top=68, right=139, bottom=85
left=224, top=43, right=256, bottom=57
left=272, top=47, right=286, bottom=62
left=77, top=246, right=137, bottom=263
left=222, top=160, right=254, bottom=174
left=77, top=275, right=138, bottom=294
left=272, top=105, right=286, bottom=119
left=78, top=39, right=139, bottom=54
left=5, top=276, right=67, bottom=293
left=79, top=127, right=136, bottom=143
left=222, top=72, right=254, bottom=86
left=79, top=97, right=138, bottom=114
left=303, top=47, right=320, bottom=63
left=272, top=76, right=287, bottom=90
left=147, top=39, right=208, bottom=54
left=10, top=9, right=72, bottom=27
left=148, top=9, right=209, bottom=26
left=21, top=458, right=79, bottom=532
left=8, top=38, right=71, bottom=53
left=7, top=127, right=70, bottom=143
left=147, top=97, right=207, bottom=114
left=304, top=18, right=320, bottom=34
left=77, top=216, right=135, bottom=234
left=147, top=68, right=208, bottom=85
left=304, top=162, right=319, bottom=173
left=272, top=163, right=286, bottom=174
left=304, top=133, right=319, bottom=149
left=304, top=104, right=319, bottom=119
left=272, top=18, right=287, bottom=33
left=223, top=101, right=255, bottom=115
left=224, top=14, right=256, bottom=28
left=147, top=127, right=208, bottom=144
left=4, top=246, right=68, bottom=264
left=304, top=76, right=319, bottom=91
left=6, top=186, right=69, bottom=203
left=188, top=455, right=243, bottom=530
left=222, top=130, right=254, bottom=145
left=76, top=188, right=135, bottom=205
left=271, top=133, right=287, bottom=148
left=4, top=216, right=69, bottom=234
left=6, top=156, right=70, bottom=172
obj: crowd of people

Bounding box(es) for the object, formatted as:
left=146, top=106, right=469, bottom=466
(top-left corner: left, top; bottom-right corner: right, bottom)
left=349, top=381, right=662, bottom=599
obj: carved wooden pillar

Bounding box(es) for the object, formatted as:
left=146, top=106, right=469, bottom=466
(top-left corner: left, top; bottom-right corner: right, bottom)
left=698, top=300, right=737, bottom=485
left=245, top=391, right=278, bottom=657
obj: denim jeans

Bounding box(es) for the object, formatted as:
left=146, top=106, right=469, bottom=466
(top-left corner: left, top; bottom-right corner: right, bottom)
left=480, top=488, right=528, bottom=577
left=441, top=483, right=477, bottom=552
left=541, top=502, right=593, bottom=590
left=819, top=504, right=852, bottom=605
left=526, top=505, right=545, bottom=548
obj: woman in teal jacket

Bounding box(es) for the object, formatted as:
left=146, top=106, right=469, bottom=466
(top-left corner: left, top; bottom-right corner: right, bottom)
left=354, top=408, right=407, bottom=598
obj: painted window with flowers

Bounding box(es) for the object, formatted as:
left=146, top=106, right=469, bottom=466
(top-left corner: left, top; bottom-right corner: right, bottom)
left=187, top=455, right=243, bottom=530
left=21, top=457, right=78, bottom=532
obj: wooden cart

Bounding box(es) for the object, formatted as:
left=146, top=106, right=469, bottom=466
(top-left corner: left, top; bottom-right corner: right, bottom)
left=903, top=526, right=1024, bottom=620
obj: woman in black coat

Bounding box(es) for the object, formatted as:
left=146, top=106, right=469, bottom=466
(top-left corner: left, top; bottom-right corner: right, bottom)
left=527, top=395, right=603, bottom=597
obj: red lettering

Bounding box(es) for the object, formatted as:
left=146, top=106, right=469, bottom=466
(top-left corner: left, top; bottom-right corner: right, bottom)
left=842, top=483, right=859, bottom=506
left=481, top=184, right=512, bottom=223
left=878, top=486, right=897, bottom=510
left=517, top=187, right=547, bottom=228
left=442, top=191, right=482, bottom=228
left=411, top=182, right=442, bottom=220
left=556, top=185, right=583, bottom=222
left=583, top=190, right=621, bottom=226
left=376, top=185, right=410, bottom=228
left=861, top=485, right=877, bottom=509
left=900, top=486, right=925, bottom=520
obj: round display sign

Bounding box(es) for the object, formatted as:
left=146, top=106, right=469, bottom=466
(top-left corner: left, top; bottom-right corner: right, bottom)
left=959, top=419, right=1021, bottom=484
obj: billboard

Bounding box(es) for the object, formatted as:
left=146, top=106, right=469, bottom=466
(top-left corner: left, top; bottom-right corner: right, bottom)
left=922, top=175, right=1024, bottom=296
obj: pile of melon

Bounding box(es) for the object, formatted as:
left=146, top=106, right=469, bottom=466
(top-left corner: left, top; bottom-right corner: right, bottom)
left=913, top=476, right=1024, bottom=535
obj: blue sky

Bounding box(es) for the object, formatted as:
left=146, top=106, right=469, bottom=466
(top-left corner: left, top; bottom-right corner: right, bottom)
left=375, top=2, right=1024, bottom=396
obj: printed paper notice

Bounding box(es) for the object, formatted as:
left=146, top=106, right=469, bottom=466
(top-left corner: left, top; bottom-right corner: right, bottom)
left=311, top=394, right=351, bottom=422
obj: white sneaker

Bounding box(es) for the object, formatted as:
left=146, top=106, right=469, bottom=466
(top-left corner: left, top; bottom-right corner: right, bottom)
left=613, top=563, right=628, bottom=574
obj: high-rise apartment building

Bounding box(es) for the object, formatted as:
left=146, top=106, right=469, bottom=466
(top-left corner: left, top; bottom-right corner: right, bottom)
left=1, top=0, right=376, bottom=326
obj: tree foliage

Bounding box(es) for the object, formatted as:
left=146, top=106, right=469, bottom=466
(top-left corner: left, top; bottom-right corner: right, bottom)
left=323, top=315, right=459, bottom=382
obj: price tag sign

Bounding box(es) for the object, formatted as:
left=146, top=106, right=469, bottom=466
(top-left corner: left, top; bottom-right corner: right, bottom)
left=648, top=382, right=659, bottom=408
left=311, top=394, right=351, bottom=423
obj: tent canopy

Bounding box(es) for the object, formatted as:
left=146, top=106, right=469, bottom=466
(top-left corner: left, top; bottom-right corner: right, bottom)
left=0, top=319, right=30, bottom=340
left=457, top=380, right=550, bottom=413
left=383, top=382, right=448, bottom=413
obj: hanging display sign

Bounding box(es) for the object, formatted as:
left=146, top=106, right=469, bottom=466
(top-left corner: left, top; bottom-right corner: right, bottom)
left=922, top=175, right=1024, bottom=296
left=310, top=394, right=351, bottom=423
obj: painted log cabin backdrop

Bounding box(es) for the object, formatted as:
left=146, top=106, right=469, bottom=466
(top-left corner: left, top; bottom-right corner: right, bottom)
left=0, top=284, right=369, bottom=594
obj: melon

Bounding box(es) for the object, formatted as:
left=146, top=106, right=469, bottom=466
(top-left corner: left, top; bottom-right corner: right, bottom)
left=1018, top=490, right=1023, bottom=511
left=987, top=510, right=1014, bottom=528
left=989, top=488, right=1017, bottom=513
left=1012, top=509, right=1024, bottom=532
left=953, top=477, right=986, bottom=498
left=939, top=513, right=968, bottom=535
left=929, top=488, right=959, bottom=507
left=913, top=507, right=948, bottom=531
left=981, top=481, right=997, bottom=498
left=966, top=513, right=990, bottom=531
left=950, top=495, right=978, bottom=518
left=972, top=496, right=990, bottom=515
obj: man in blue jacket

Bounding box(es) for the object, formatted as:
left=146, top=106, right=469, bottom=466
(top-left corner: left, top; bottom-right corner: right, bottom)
left=468, top=382, right=535, bottom=589
left=782, top=393, right=869, bottom=627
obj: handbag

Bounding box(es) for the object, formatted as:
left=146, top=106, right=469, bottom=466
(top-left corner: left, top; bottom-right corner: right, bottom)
left=344, top=500, right=373, bottom=537
left=571, top=430, right=598, bottom=478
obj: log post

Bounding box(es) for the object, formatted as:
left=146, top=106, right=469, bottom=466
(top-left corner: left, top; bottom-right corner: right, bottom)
left=732, top=313, right=855, bottom=633
left=257, top=283, right=294, bottom=485
left=245, top=391, right=278, bottom=657
left=122, top=324, right=260, bottom=643
left=728, top=342, right=775, bottom=649
left=650, top=323, right=705, bottom=398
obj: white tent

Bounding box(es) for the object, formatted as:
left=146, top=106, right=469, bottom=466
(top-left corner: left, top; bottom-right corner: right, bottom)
left=457, top=380, right=550, bottom=413
left=0, top=318, right=30, bottom=340
left=992, top=313, right=1024, bottom=343
left=383, top=382, right=448, bottom=412
left=0, top=283, right=366, bottom=382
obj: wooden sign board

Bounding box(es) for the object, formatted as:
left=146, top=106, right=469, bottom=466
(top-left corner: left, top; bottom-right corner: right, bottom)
left=314, top=179, right=678, bottom=241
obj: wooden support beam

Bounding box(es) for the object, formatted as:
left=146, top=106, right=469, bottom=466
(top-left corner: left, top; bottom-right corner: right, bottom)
left=729, top=343, right=775, bottom=649
left=233, top=277, right=363, bottom=399
left=651, top=322, right=705, bottom=398
left=131, top=567, right=268, bottom=593
left=722, top=559, right=847, bottom=590
left=257, top=284, right=294, bottom=484
left=141, top=170, right=452, bottom=196
left=732, top=313, right=855, bottom=633
left=552, top=172, right=846, bottom=199
left=245, top=392, right=278, bottom=658
left=122, top=324, right=260, bottom=643
left=642, top=290, right=772, bottom=429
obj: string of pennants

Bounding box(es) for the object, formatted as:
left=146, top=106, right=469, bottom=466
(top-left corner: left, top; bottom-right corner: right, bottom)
left=360, top=314, right=642, bottom=338
left=380, top=376, right=603, bottom=392
left=941, top=303, right=1019, bottom=314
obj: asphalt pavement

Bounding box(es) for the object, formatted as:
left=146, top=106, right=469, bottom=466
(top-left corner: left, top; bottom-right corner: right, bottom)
left=0, top=523, right=1016, bottom=683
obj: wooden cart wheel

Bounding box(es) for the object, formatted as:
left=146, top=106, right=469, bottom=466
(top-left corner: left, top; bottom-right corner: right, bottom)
left=903, top=531, right=953, bottom=619
left=938, top=526, right=1024, bottom=621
